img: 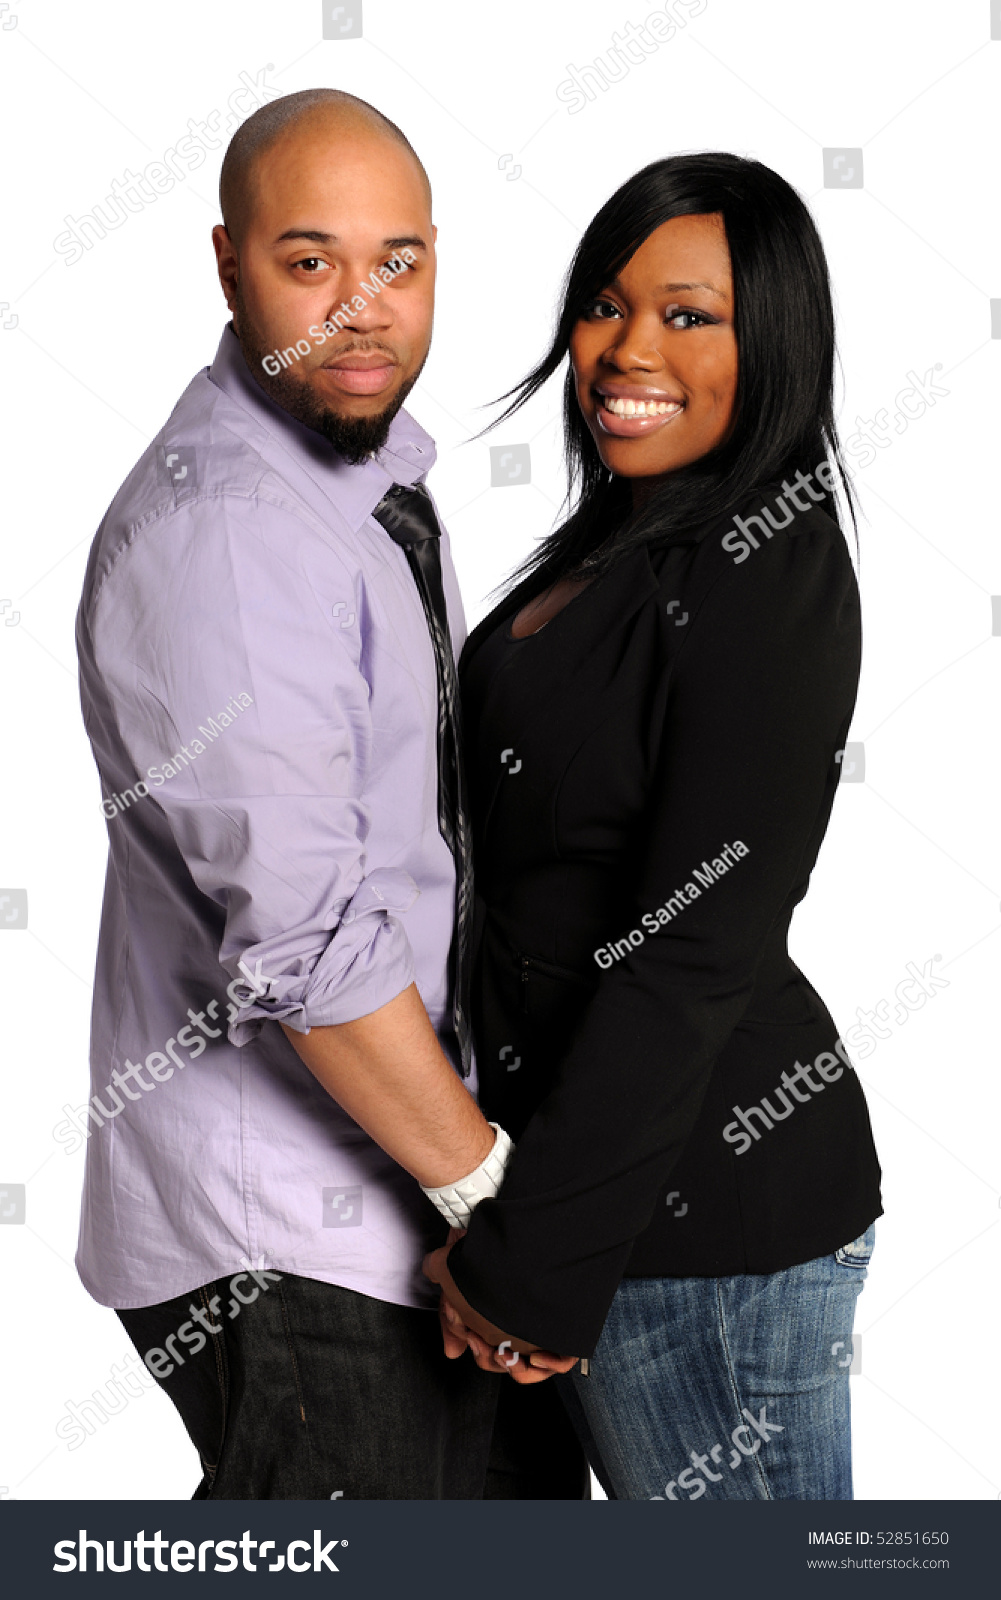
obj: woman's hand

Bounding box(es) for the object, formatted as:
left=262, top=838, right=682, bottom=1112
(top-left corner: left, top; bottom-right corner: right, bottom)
left=422, top=1232, right=579, bottom=1384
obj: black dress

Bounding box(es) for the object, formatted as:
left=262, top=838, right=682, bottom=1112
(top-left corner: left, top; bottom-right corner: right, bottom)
left=447, top=485, right=883, bottom=1356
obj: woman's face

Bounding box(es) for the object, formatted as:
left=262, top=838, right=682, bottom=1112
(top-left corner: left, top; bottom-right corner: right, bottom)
left=570, top=212, right=738, bottom=489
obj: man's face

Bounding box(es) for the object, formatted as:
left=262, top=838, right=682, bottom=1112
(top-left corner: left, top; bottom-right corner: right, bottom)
left=213, top=121, right=436, bottom=463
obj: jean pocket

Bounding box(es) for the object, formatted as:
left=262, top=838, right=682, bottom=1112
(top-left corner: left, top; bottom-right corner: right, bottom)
left=835, top=1222, right=876, bottom=1268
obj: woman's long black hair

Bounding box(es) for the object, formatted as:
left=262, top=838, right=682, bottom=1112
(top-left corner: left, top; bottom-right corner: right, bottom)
left=490, top=152, right=855, bottom=587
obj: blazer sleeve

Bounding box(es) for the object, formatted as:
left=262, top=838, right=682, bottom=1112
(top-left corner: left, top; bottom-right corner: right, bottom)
left=447, top=508, right=861, bottom=1355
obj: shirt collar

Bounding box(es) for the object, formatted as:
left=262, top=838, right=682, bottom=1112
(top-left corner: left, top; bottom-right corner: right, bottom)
left=207, top=324, right=436, bottom=530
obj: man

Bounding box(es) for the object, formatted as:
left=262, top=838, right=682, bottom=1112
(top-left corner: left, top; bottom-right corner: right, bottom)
left=75, top=88, right=583, bottom=1499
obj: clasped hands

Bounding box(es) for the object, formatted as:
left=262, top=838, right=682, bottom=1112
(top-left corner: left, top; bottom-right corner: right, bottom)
left=422, top=1229, right=578, bottom=1384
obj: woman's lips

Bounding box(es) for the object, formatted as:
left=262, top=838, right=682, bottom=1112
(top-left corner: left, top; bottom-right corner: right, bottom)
left=595, top=391, right=685, bottom=438
left=319, top=359, right=398, bottom=397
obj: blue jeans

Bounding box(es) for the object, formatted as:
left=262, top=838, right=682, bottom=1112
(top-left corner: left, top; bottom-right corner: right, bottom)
left=558, top=1225, right=874, bottom=1501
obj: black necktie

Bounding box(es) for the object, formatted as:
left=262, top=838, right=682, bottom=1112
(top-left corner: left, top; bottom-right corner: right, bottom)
left=371, top=481, right=473, bottom=1078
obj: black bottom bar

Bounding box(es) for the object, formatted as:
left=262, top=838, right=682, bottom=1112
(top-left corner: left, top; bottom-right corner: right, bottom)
left=2, top=1499, right=994, bottom=1597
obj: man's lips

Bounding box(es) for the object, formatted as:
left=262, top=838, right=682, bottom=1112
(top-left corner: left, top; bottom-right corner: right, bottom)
left=593, top=383, right=686, bottom=438
left=319, top=355, right=400, bottom=397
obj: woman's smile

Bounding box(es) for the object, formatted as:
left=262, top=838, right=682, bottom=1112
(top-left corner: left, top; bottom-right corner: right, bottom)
left=595, top=384, right=686, bottom=437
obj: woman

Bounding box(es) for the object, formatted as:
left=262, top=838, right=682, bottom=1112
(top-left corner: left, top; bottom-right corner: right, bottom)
left=425, top=153, right=882, bottom=1501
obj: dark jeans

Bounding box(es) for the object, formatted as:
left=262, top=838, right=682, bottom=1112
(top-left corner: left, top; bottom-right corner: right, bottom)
left=118, top=1270, right=588, bottom=1500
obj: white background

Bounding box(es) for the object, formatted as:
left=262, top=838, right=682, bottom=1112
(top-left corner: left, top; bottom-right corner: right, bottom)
left=0, top=0, right=998, bottom=1502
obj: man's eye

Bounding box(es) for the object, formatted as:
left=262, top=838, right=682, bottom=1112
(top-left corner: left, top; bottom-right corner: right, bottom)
left=295, top=258, right=330, bottom=274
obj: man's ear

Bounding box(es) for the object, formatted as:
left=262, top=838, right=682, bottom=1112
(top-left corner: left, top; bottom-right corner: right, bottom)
left=212, top=225, right=239, bottom=314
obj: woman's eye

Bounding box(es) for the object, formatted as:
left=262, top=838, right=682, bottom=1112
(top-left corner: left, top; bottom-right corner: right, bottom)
left=587, top=299, right=621, bottom=321
left=294, top=257, right=330, bottom=274
left=666, top=309, right=711, bottom=330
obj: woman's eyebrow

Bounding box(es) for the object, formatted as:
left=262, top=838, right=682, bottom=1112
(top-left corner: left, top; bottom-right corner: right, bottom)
left=659, top=280, right=728, bottom=299
left=604, top=276, right=730, bottom=300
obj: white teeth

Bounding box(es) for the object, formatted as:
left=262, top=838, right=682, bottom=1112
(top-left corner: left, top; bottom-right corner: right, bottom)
left=603, top=396, right=681, bottom=418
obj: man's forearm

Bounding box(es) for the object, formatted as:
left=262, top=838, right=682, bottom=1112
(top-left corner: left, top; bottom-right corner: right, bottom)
left=280, top=983, right=494, bottom=1188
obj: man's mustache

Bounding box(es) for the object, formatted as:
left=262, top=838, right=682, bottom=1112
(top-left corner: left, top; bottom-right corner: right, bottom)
left=318, top=343, right=401, bottom=367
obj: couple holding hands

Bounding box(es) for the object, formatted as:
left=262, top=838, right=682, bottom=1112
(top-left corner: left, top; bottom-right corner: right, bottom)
left=76, top=87, right=880, bottom=1501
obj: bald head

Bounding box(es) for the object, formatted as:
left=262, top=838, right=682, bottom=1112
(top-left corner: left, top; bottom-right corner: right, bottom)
left=219, top=88, right=431, bottom=250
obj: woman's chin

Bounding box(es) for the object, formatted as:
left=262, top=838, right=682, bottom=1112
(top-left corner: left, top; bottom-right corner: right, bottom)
left=595, top=441, right=683, bottom=480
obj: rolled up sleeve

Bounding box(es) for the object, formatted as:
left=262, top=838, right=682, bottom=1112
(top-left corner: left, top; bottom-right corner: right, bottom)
left=90, top=493, right=419, bottom=1042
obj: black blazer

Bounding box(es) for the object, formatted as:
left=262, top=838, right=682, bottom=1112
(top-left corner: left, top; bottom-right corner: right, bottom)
left=446, top=485, right=883, bottom=1357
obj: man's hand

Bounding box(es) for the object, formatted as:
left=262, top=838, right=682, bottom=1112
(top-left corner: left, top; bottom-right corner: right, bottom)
left=422, top=1233, right=579, bottom=1385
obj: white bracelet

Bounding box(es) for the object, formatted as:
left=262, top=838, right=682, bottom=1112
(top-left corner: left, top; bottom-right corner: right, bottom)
left=420, top=1123, right=514, bottom=1229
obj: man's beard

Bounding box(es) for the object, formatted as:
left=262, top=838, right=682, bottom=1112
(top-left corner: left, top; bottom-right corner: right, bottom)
left=232, top=288, right=425, bottom=465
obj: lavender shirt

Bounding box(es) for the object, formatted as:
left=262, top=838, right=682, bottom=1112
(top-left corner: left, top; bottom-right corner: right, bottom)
left=75, top=326, right=472, bottom=1311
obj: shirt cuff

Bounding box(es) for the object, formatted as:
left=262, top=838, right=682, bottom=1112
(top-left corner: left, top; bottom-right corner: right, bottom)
left=226, top=867, right=420, bottom=1045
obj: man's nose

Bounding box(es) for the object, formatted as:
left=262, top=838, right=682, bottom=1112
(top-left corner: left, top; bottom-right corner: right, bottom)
left=326, top=279, right=393, bottom=333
